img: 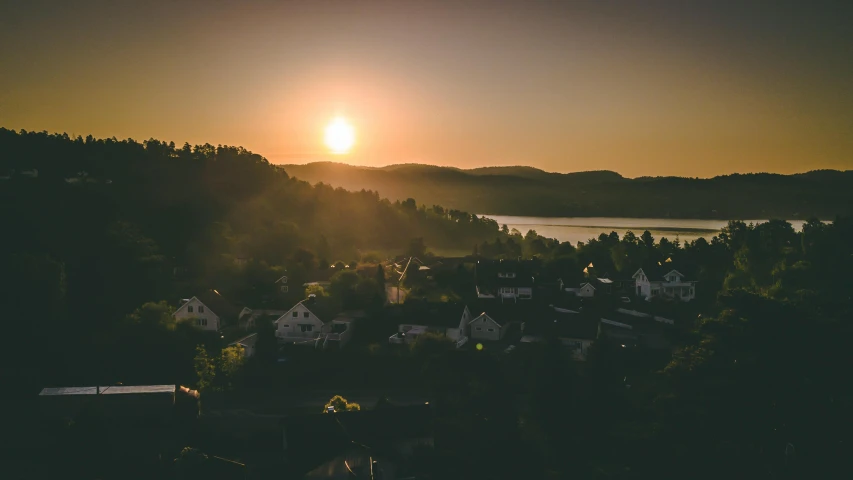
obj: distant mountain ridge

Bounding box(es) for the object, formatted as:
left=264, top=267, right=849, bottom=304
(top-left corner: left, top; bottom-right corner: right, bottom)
left=279, top=162, right=853, bottom=219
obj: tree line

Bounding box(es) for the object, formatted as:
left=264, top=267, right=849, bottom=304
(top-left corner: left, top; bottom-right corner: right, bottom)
left=0, top=128, right=502, bottom=387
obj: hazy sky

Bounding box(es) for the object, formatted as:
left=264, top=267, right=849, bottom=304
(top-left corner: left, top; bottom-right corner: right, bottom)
left=2, top=0, right=851, bottom=177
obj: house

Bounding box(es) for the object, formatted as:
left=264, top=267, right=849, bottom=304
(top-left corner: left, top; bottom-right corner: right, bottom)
left=475, top=259, right=534, bottom=301
left=275, top=297, right=354, bottom=348
left=466, top=302, right=543, bottom=342
left=275, top=275, right=289, bottom=293
left=37, top=384, right=200, bottom=478
left=577, top=282, right=596, bottom=297
left=173, top=296, right=221, bottom=331
left=632, top=262, right=697, bottom=301
left=572, top=276, right=626, bottom=298
left=468, top=309, right=510, bottom=341
left=229, top=333, right=258, bottom=358
left=388, top=301, right=472, bottom=348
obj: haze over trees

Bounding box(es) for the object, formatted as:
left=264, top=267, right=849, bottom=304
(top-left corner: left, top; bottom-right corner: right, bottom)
left=0, top=128, right=500, bottom=385
left=282, top=162, right=853, bottom=219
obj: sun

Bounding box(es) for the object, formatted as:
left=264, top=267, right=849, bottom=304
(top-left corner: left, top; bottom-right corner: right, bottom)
left=324, top=116, right=355, bottom=154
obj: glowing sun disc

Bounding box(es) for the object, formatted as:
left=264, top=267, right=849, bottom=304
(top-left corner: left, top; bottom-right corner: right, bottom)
left=324, top=117, right=355, bottom=154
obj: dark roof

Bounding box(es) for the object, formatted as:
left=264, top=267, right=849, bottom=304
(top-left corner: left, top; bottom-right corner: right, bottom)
left=523, top=309, right=600, bottom=340
left=470, top=301, right=553, bottom=326
left=195, top=291, right=244, bottom=320
left=493, top=275, right=534, bottom=287
left=299, top=297, right=341, bottom=323
left=555, top=315, right=600, bottom=340
left=634, top=260, right=696, bottom=281
left=602, top=310, right=665, bottom=333
left=396, top=300, right=467, bottom=328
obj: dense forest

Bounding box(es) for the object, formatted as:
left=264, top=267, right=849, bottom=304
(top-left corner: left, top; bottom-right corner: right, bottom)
left=282, top=162, right=853, bottom=219
left=0, top=128, right=500, bottom=384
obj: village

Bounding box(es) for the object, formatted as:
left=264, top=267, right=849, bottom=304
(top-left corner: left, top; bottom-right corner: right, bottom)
left=35, top=252, right=703, bottom=477
left=179, top=254, right=698, bottom=361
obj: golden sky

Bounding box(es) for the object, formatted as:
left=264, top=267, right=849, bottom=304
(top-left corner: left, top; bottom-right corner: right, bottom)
left=1, top=1, right=851, bottom=177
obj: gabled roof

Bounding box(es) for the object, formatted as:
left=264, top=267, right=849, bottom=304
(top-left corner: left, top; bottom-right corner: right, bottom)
left=281, top=298, right=341, bottom=324
left=173, top=296, right=215, bottom=317
left=633, top=265, right=687, bottom=282
left=275, top=275, right=288, bottom=283
left=196, top=291, right=244, bottom=319
left=469, top=301, right=553, bottom=327
left=580, top=282, right=595, bottom=290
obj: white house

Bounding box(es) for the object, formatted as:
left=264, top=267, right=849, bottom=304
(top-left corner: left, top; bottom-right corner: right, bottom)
left=468, top=311, right=508, bottom=341
left=173, top=296, right=220, bottom=331
left=275, top=301, right=327, bottom=345
left=578, top=283, right=596, bottom=298
left=633, top=267, right=696, bottom=301
left=275, top=298, right=353, bottom=348
left=476, top=260, right=534, bottom=301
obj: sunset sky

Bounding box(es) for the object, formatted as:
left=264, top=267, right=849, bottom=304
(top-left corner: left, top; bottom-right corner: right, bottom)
left=1, top=0, right=851, bottom=177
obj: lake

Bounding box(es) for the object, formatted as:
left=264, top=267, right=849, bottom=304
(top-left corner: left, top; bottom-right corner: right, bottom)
left=481, top=216, right=807, bottom=246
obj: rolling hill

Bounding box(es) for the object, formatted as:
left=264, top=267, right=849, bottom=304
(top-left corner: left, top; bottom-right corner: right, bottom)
left=280, top=162, right=853, bottom=219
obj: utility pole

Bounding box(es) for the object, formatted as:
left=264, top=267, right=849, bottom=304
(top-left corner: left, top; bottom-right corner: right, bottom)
left=398, top=256, right=413, bottom=304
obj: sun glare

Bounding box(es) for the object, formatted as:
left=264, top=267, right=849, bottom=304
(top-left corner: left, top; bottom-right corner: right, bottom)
left=324, top=117, right=355, bottom=154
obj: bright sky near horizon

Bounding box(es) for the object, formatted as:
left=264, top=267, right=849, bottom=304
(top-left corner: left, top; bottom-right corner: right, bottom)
left=1, top=0, right=851, bottom=177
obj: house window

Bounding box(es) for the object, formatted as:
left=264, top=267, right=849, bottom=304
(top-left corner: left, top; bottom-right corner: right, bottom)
left=488, top=328, right=495, bottom=332
left=196, top=318, right=207, bottom=326
left=280, top=286, right=288, bottom=293
left=187, top=305, right=194, bottom=313
left=300, top=324, right=313, bottom=332
left=292, top=311, right=298, bottom=317
left=303, top=312, right=309, bottom=318
left=198, top=306, right=204, bottom=313
left=282, top=324, right=289, bottom=328
left=476, top=327, right=482, bottom=331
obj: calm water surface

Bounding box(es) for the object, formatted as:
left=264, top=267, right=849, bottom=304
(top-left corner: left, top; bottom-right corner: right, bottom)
left=482, top=216, right=807, bottom=245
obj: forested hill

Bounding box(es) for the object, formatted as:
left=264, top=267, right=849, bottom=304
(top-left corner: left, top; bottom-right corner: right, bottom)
left=0, top=128, right=499, bottom=325
left=281, top=162, right=853, bottom=219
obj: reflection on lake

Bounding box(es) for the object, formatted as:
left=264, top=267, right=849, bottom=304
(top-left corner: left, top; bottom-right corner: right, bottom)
left=481, top=216, right=807, bottom=246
